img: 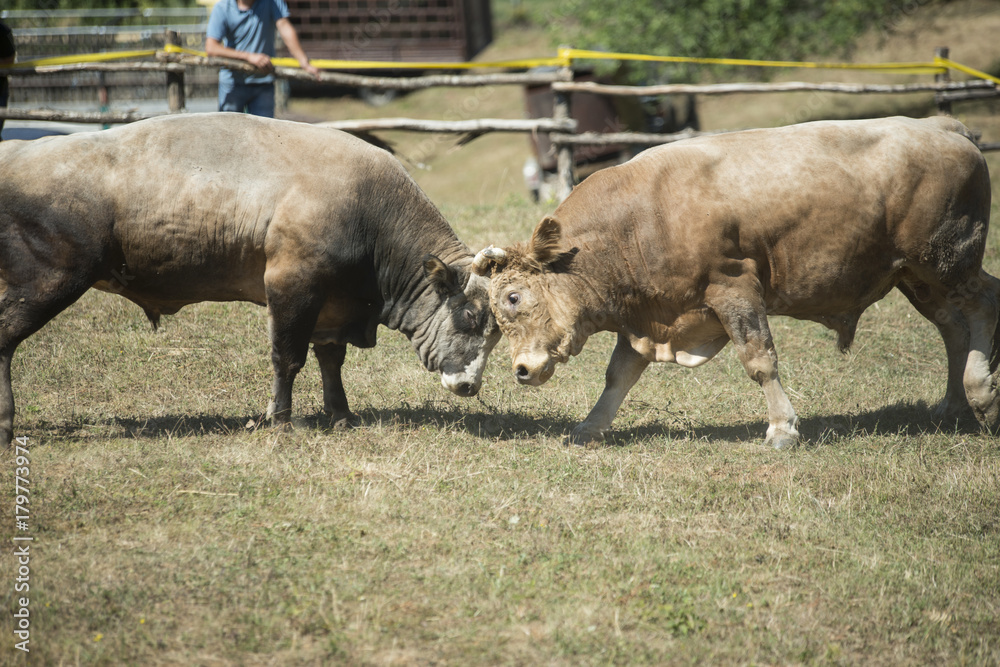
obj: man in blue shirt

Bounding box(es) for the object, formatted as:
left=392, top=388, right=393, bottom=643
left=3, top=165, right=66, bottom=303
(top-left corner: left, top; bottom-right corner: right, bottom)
left=206, top=0, right=320, bottom=117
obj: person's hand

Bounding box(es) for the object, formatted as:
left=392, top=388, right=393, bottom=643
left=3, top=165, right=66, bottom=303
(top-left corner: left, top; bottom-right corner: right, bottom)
left=303, top=61, right=321, bottom=80
left=246, top=52, right=273, bottom=73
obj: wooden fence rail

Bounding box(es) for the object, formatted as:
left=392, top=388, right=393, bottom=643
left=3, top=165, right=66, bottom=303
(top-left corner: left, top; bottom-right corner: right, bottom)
left=2, top=42, right=998, bottom=201
left=551, top=78, right=998, bottom=98
left=156, top=51, right=573, bottom=90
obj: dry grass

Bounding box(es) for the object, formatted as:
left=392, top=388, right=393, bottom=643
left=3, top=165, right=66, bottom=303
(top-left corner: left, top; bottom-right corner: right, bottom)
left=4, top=3, right=1000, bottom=664
left=3, top=199, right=999, bottom=665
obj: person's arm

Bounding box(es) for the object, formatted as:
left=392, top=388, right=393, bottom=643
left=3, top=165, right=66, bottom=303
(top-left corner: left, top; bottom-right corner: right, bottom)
left=205, top=37, right=274, bottom=73
left=276, top=18, right=321, bottom=79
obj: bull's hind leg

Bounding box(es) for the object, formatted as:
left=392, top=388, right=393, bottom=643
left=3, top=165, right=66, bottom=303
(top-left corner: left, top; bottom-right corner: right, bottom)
left=899, top=272, right=1000, bottom=430
left=897, top=280, right=973, bottom=423
left=313, top=342, right=358, bottom=428
left=709, top=288, right=800, bottom=449
left=264, top=271, right=324, bottom=426
left=960, top=271, right=1000, bottom=431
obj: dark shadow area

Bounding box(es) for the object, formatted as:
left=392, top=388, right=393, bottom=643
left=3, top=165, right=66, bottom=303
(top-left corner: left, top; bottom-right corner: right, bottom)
left=353, top=404, right=578, bottom=441
left=604, top=399, right=985, bottom=449
left=24, top=413, right=265, bottom=444
left=799, top=400, right=985, bottom=442
left=18, top=398, right=988, bottom=448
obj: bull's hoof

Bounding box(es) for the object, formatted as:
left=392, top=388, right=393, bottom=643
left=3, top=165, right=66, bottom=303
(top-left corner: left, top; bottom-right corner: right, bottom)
left=765, top=416, right=800, bottom=450
left=931, top=397, right=974, bottom=427
left=328, top=411, right=360, bottom=430
left=767, top=432, right=798, bottom=450
left=971, top=398, right=1000, bottom=434
left=568, top=423, right=606, bottom=447
left=765, top=425, right=799, bottom=450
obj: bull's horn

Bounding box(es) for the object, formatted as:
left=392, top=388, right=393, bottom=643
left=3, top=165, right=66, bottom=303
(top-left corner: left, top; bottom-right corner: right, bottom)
left=472, top=245, right=507, bottom=275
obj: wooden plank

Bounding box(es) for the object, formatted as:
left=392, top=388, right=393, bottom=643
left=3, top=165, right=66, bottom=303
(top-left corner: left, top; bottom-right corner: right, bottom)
left=551, top=129, right=725, bottom=146
left=315, top=117, right=576, bottom=133
left=551, top=79, right=997, bottom=96
left=0, top=108, right=160, bottom=123
left=6, top=62, right=184, bottom=75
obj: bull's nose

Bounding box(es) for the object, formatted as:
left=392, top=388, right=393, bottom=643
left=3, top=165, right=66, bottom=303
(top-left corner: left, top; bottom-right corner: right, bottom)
left=515, top=365, right=531, bottom=382
left=441, top=373, right=481, bottom=397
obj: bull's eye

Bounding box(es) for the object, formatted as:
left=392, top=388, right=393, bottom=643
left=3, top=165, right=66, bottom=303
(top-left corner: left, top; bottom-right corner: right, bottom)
left=464, top=308, right=476, bottom=327
left=506, top=292, right=521, bottom=307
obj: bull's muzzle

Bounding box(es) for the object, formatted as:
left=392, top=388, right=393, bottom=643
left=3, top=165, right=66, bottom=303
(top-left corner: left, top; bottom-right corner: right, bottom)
left=441, top=374, right=481, bottom=397
left=512, top=350, right=555, bottom=386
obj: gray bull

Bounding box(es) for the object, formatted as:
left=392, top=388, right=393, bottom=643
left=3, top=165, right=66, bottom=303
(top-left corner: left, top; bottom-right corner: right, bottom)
left=475, top=116, right=1000, bottom=448
left=0, top=113, right=500, bottom=447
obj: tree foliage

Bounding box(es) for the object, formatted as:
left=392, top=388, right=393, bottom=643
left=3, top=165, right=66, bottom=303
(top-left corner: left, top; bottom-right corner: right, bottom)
left=549, top=0, right=924, bottom=81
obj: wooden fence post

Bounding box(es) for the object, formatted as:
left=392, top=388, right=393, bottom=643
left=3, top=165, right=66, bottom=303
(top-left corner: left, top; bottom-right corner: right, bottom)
left=934, top=46, right=951, bottom=116
left=554, top=65, right=574, bottom=202
left=97, top=72, right=111, bottom=129
left=166, top=31, right=186, bottom=113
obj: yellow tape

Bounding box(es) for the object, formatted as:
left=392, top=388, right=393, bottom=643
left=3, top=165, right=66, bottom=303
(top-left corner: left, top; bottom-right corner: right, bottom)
left=4, top=44, right=996, bottom=87
left=162, top=45, right=203, bottom=57
left=4, top=50, right=157, bottom=68
left=935, top=57, right=1000, bottom=86
left=562, top=48, right=947, bottom=76
left=160, top=42, right=566, bottom=71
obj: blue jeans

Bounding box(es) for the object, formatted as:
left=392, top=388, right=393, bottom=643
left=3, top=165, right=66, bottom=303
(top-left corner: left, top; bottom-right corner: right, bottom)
left=218, top=81, right=275, bottom=118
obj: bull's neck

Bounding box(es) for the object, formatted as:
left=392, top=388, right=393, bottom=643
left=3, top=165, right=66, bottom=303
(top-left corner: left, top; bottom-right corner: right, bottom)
left=375, top=211, right=470, bottom=338
left=564, top=244, right=623, bottom=330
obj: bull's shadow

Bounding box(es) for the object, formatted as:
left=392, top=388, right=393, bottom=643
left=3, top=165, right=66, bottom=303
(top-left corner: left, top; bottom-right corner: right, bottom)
left=23, top=399, right=984, bottom=447
left=605, top=400, right=985, bottom=447
left=29, top=413, right=264, bottom=443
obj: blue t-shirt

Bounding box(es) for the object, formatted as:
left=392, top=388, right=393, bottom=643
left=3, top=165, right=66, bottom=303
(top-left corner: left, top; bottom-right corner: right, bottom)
left=207, top=0, right=290, bottom=86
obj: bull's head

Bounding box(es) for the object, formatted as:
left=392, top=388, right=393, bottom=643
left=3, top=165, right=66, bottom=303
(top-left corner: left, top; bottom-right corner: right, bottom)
left=472, top=217, right=586, bottom=386
left=420, top=255, right=502, bottom=397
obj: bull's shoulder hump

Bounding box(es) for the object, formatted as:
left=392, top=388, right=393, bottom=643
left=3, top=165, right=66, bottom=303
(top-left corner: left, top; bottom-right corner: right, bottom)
left=110, top=112, right=395, bottom=165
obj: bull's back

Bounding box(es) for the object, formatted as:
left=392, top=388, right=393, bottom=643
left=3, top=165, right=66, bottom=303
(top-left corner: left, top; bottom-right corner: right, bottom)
left=558, top=116, right=988, bottom=306
left=2, top=114, right=395, bottom=305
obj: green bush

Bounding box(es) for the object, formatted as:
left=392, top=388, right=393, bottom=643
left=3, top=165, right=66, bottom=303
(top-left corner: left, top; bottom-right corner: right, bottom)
left=548, top=0, right=929, bottom=82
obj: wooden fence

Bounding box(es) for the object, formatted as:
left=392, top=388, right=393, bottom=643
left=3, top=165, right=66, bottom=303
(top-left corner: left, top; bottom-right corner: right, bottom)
left=2, top=37, right=998, bottom=202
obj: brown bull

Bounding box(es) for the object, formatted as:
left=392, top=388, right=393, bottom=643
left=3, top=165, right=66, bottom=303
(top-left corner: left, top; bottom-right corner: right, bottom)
left=474, top=116, right=1000, bottom=448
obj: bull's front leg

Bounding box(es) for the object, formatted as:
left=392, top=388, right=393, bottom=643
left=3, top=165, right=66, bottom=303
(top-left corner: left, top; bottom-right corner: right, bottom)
left=264, top=278, right=322, bottom=428
left=717, top=302, right=800, bottom=449
left=571, top=334, right=649, bottom=445
left=313, top=342, right=358, bottom=429
left=266, top=347, right=299, bottom=428
left=751, top=347, right=800, bottom=449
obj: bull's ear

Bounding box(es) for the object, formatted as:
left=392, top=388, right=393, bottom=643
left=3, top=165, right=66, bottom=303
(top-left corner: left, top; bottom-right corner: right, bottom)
left=424, top=254, right=463, bottom=297
left=529, top=216, right=564, bottom=268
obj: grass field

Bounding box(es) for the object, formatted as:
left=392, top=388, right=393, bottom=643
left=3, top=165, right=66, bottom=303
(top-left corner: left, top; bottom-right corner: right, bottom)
left=4, top=2, right=1000, bottom=664
left=3, top=197, right=999, bottom=665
